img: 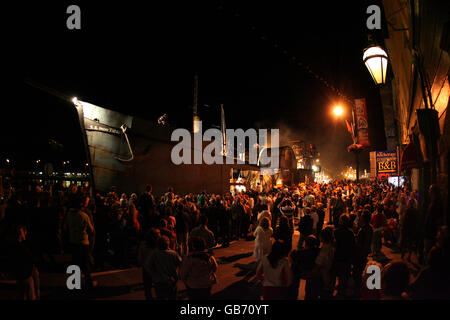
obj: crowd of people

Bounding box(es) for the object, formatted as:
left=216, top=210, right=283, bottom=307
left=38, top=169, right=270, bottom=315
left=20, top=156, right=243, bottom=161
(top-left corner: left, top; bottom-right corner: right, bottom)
left=0, top=177, right=448, bottom=300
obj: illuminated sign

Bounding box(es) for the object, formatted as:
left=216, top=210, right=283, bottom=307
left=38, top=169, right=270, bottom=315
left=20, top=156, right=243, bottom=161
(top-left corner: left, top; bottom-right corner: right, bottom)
left=376, top=151, right=398, bottom=177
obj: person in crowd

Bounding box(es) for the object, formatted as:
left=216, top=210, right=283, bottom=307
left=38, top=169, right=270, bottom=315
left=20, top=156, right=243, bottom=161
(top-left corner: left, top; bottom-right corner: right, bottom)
left=423, top=184, right=444, bottom=263
left=309, top=205, right=319, bottom=235
left=206, top=198, right=218, bottom=237
left=63, top=197, right=96, bottom=290
left=253, top=217, right=273, bottom=268
left=289, top=235, right=320, bottom=300
left=409, top=226, right=450, bottom=300
left=297, top=208, right=314, bottom=250
left=313, top=226, right=335, bottom=299
left=138, top=185, right=156, bottom=231
left=137, top=228, right=161, bottom=300
left=315, top=203, right=325, bottom=238
left=353, top=210, right=373, bottom=298
left=331, top=191, right=345, bottom=225
left=127, top=193, right=140, bottom=235
left=256, top=240, right=292, bottom=300
left=380, top=261, right=410, bottom=300
left=6, top=225, right=40, bottom=300
left=257, top=204, right=271, bottom=225
left=144, top=235, right=182, bottom=300
left=190, top=215, right=216, bottom=249
left=109, top=207, right=129, bottom=268
left=272, top=193, right=284, bottom=228
left=174, top=202, right=191, bottom=257
left=179, top=236, right=218, bottom=300
left=370, top=204, right=386, bottom=258
left=158, top=218, right=177, bottom=251
left=400, top=199, right=418, bottom=261
left=396, top=193, right=407, bottom=248
left=243, top=198, right=254, bottom=239
left=278, top=196, right=296, bottom=233
left=231, top=197, right=245, bottom=240
left=333, top=214, right=356, bottom=297
left=273, top=215, right=293, bottom=254
left=217, top=197, right=231, bottom=248
left=120, top=193, right=128, bottom=208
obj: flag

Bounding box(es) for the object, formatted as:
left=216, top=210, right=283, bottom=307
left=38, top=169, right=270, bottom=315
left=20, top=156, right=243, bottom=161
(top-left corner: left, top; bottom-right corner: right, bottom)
left=345, top=120, right=353, bottom=136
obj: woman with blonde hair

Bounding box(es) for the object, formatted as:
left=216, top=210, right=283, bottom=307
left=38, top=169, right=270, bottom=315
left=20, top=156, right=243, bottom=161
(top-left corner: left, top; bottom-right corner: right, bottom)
left=253, top=217, right=273, bottom=267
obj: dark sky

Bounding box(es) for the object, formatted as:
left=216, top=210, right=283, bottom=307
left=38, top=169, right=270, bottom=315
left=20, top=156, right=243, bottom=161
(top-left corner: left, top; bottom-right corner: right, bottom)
left=8, top=0, right=387, bottom=177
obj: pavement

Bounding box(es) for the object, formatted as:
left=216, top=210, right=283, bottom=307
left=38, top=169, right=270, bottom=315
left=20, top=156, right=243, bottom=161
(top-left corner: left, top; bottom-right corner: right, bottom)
left=0, top=225, right=423, bottom=300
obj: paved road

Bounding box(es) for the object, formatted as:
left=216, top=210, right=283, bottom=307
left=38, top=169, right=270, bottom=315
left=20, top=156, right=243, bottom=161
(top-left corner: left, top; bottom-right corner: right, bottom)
left=0, top=228, right=422, bottom=300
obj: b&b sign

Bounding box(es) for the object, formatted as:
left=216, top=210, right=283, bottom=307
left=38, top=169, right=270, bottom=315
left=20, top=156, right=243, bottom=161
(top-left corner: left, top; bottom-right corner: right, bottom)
left=376, top=151, right=398, bottom=177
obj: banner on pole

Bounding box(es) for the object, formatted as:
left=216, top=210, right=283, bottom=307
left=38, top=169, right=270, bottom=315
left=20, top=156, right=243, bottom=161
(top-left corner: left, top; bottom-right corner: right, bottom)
left=354, top=98, right=370, bottom=147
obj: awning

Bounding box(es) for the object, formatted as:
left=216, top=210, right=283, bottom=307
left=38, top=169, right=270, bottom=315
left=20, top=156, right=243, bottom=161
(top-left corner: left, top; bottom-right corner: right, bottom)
left=400, top=143, right=420, bottom=172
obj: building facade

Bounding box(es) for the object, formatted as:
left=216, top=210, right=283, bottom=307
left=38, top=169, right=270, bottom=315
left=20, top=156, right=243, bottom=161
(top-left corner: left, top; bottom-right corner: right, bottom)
left=380, top=0, right=449, bottom=228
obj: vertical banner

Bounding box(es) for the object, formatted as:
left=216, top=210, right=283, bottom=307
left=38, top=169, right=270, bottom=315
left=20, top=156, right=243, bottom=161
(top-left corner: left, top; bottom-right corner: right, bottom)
left=354, top=98, right=370, bottom=147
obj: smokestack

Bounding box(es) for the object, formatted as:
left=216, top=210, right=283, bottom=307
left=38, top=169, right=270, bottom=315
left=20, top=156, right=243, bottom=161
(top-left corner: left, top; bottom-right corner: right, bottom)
left=193, top=74, right=200, bottom=133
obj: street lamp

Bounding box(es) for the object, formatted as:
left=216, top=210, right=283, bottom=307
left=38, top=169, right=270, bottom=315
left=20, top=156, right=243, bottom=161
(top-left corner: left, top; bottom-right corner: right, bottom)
left=363, top=46, right=388, bottom=85
left=333, top=105, right=344, bottom=117
left=331, top=103, right=363, bottom=182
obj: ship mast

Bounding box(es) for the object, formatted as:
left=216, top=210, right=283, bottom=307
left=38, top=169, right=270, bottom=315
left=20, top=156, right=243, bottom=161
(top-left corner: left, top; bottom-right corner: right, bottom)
left=193, top=74, right=200, bottom=133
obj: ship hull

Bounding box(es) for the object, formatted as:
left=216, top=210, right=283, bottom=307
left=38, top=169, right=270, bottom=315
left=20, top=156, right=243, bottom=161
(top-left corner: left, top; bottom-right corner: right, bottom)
left=77, top=101, right=260, bottom=196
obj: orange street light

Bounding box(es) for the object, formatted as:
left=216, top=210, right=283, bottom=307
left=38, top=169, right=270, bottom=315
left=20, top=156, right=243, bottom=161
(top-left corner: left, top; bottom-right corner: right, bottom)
left=333, top=105, right=344, bottom=117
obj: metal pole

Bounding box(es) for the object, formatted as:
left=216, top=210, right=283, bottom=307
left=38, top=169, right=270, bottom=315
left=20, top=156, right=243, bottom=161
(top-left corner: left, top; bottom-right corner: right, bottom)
left=356, top=151, right=360, bottom=183
left=193, top=74, right=199, bottom=133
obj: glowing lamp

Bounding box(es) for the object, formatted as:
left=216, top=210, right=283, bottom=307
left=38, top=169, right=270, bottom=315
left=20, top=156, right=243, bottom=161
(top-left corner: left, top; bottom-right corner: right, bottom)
left=363, top=46, right=388, bottom=85
left=333, top=106, right=344, bottom=117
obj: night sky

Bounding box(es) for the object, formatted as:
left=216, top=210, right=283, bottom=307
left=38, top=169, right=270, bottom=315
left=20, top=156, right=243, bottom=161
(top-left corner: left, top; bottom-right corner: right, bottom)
left=8, top=0, right=387, bottom=177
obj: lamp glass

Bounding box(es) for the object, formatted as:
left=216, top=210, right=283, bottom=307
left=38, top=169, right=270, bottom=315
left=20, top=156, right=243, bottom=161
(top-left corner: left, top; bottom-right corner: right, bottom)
left=363, top=46, right=388, bottom=84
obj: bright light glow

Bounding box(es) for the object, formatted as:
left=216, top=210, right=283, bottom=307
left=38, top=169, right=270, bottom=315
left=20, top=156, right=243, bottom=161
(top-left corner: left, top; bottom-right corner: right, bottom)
left=6, top=159, right=10, bottom=163
left=363, top=46, right=388, bottom=85
left=72, top=97, right=78, bottom=104
left=312, top=165, right=319, bottom=172
left=316, top=159, right=319, bottom=163
left=333, top=106, right=344, bottom=117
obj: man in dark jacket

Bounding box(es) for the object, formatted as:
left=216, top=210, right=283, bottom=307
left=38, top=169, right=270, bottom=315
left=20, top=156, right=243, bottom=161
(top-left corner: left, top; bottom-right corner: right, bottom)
left=353, top=210, right=373, bottom=298
left=316, top=203, right=325, bottom=238
left=332, top=191, right=345, bottom=225
left=297, top=208, right=314, bottom=250
left=138, top=185, right=156, bottom=231
left=231, top=198, right=245, bottom=240
left=333, top=214, right=356, bottom=297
